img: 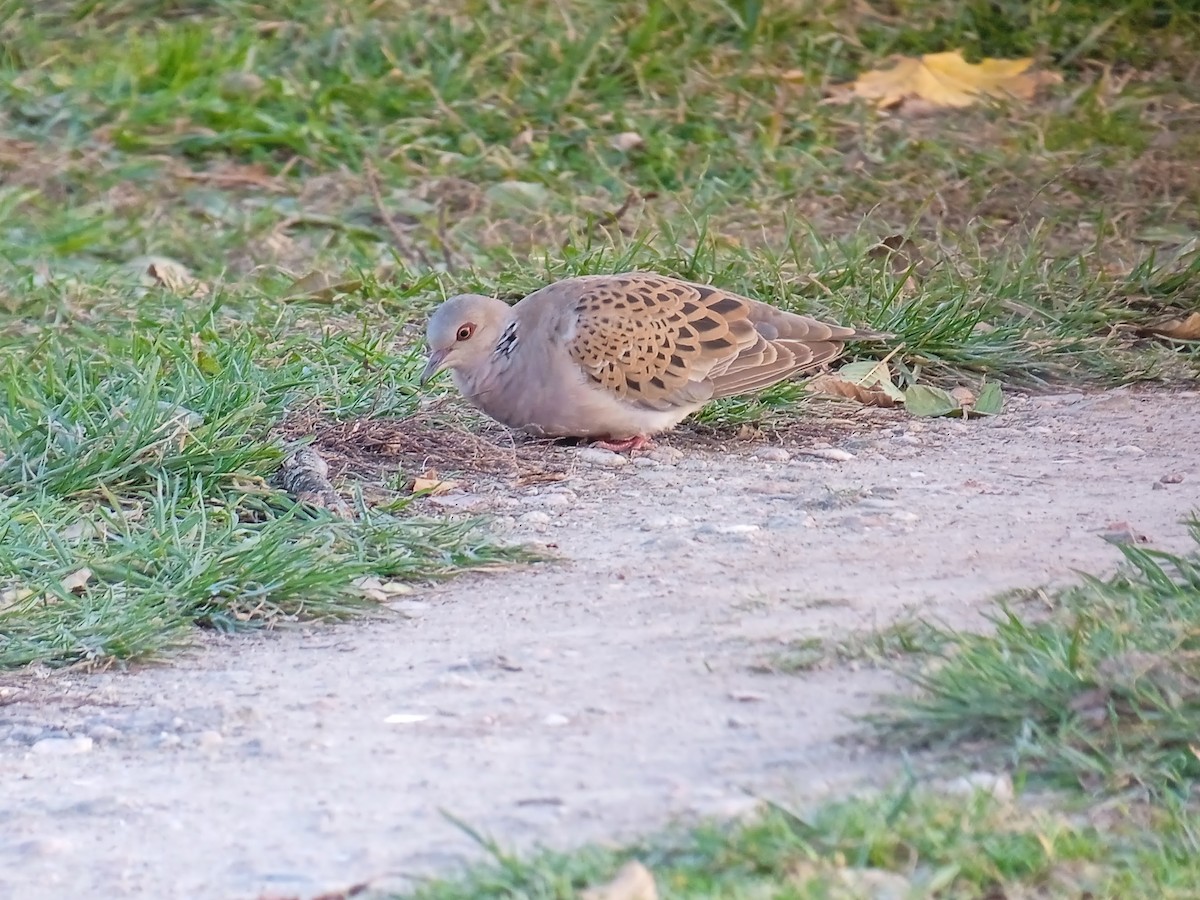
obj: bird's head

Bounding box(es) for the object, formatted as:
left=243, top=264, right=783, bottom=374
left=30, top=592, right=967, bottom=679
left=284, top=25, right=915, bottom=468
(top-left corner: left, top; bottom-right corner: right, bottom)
left=420, top=293, right=512, bottom=385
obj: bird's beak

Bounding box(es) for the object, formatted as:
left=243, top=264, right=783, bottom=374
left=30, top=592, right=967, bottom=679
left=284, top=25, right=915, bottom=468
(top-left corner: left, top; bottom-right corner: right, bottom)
left=419, top=348, right=449, bottom=386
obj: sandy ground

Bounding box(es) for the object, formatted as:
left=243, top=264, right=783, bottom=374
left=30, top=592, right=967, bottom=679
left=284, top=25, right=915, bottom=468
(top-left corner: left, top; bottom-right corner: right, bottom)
left=2, top=388, right=1198, bottom=900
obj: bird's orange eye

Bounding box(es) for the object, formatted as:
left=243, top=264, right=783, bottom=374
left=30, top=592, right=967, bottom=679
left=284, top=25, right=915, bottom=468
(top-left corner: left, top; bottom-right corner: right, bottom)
left=456, top=323, right=475, bottom=341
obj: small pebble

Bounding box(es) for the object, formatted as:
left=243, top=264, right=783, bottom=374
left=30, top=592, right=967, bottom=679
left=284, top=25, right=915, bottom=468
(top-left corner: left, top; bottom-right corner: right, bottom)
left=752, top=446, right=791, bottom=462
left=647, top=447, right=683, bottom=465
left=519, top=511, right=552, bottom=526
left=526, top=493, right=572, bottom=508
left=713, top=523, right=760, bottom=535
left=196, top=730, right=224, bottom=749
left=575, top=447, right=630, bottom=467
left=86, top=724, right=122, bottom=742
left=858, top=498, right=898, bottom=510
left=427, top=493, right=491, bottom=511
left=542, top=713, right=570, bottom=727
left=31, top=736, right=93, bottom=756
left=7, top=725, right=45, bottom=744
left=644, top=515, right=690, bottom=530
left=12, top=837, right=74, bottom=858
left=943, top=771, right=1014, bottom=802
left=796, top=447, right=856, bottom=462
left=389, top=599, right=431, bottom=618
left=1160, top=473, right=1184, bottom=484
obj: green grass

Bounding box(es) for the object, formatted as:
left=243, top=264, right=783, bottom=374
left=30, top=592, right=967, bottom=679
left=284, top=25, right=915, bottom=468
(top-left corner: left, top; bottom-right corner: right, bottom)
left=1, top=2, right=1198, bottom=891
left=2, top=0, right=1199, bottom=666
left=0, top=306, right=523, bottom=667
left=398, top=779, right=1200, bottom=898
left=885, top=521, right=1200, bottom=796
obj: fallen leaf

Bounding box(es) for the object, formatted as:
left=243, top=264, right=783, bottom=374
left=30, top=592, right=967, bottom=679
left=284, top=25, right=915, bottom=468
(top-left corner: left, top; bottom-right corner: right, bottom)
left=950, top=386, right=976, bottom=407
left=283, top=271, right=363, bottom=302
left=904, top=384, right=962, bottom=418
left=806, top=374, right=900, bottom=408
left=412, top=470, right=459, bottom=495
left=195, top=348, right=223, bottom=376
left=973, top=381, right=1004, bottom=416
left=841, top=50, right=1060, bottom=111
left=806, top=359, right=904, bottom=408
left=610, top=132, right=644, bottom=152
left=867, top=233, right=923, bottom=276
left=0, top=585, right=36, bottom=613
left=132, top=255, right=209, bottom=297
left=1143, top=312, right=1200, bottom=341
left=581, top=861, right=658, bottom=900
left=838, top=360, right=906, bottom=400
left=1097, top=520, right=1149, bottom=545
left=60, top=568, right=93, bottom=594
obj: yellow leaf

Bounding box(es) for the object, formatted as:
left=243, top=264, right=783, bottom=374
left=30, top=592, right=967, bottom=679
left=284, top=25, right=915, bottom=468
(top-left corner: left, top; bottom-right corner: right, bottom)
left=412, top=470, right=459, bottom=495
left=848, top=50, right=1060, bottom=110
left=1144, top=312, right=1200, bottom=341
left=581, top=861, right=659, bottom=900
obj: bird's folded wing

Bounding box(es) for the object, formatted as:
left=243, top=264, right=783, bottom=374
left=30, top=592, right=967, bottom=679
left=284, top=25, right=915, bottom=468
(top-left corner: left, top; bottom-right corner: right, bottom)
left=564, top=273, right=854, bottom=408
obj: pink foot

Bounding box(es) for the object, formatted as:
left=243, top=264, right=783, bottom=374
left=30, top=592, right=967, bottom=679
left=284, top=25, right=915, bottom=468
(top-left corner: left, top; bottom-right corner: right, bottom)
left=590, top=434, right=655, bottom=453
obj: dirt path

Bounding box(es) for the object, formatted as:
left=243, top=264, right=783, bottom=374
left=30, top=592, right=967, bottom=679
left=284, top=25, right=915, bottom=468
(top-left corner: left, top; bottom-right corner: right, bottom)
left=2, top=390, right=1198, bottom=900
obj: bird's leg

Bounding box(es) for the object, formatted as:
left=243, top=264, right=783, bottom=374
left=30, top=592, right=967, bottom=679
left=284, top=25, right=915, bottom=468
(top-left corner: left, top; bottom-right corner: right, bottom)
left=589, top=434, right=655, bottom=453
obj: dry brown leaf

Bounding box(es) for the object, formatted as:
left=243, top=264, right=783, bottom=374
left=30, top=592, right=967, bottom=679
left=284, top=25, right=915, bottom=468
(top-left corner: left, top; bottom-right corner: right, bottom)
left=610, top=132, right=645, bottom=152
left=412, top=470, right=459, bottom=495
left=867, top=233, right=923, bottom=276
left=950, top=386, right=976, bottom=407
left=1144, top=312, right=1200, bottom=341
left=581, top=861, right=658, bottom=900
left=60, top=568, right=93, bottom=594
left=838, top=50, right=1060, bottom=111
left=135, top=255, right=209, bottom=298
left=806, top=374, right=900, bottom=408
left=0, top=585, right=36, bottom=613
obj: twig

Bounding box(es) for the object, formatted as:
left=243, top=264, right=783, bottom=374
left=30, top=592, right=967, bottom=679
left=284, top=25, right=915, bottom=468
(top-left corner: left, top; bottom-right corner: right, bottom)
left=363, top=159, right=434, bottom=270
left=436, top=200, right=459, bottom=272
left=564, top=190, right=657, bottom=249
left=279, top=446, right=354, bottom=519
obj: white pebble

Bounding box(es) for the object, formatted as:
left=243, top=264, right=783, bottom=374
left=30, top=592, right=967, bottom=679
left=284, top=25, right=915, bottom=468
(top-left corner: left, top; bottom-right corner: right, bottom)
left=712, top=523, right=760, bottom=535
left=519, top=511, right=552, bottom=526
left=542, top=713, right=570, bottom=727
left=576, top=447, right=630, bottom=467
left=196, top=730, right=224, bottom=749
left=797, top=447, right=856, bottom=462
left=647, top=447, right=683, bottom=465
left=31, top=736, right=93, bottom=756
left=525, top=492, right=572, bottom=508
left=943, top=771, right=1014, bottom=802
left=753, top=447, right=792, bottom=462
left=389, top=599, right=431, bottom=618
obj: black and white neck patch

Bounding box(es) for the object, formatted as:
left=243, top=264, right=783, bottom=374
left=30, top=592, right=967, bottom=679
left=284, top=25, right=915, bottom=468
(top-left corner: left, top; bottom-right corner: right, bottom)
left=494, top=321, right=518, bottom=359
